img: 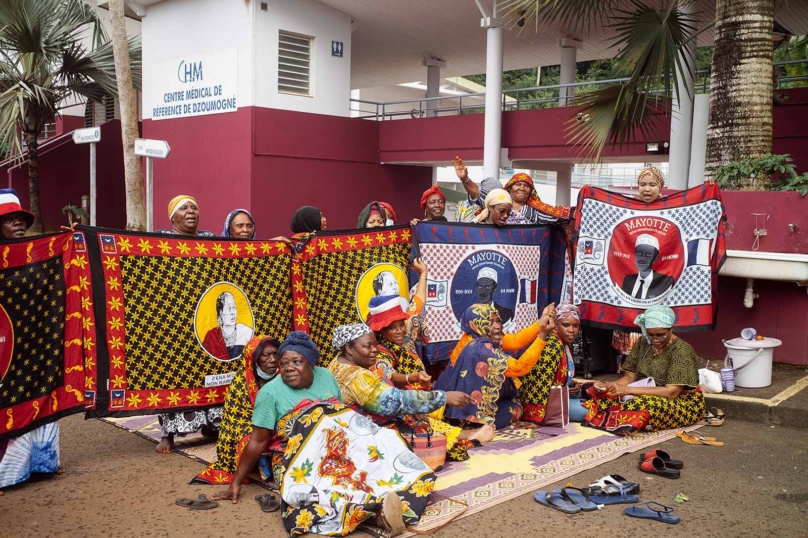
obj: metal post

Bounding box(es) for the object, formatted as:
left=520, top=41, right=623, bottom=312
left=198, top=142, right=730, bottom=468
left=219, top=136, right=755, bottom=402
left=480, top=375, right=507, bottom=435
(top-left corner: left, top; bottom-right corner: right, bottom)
left=89, top=142, right=97, bottom=226
left=146, top=157, right=153, bottom=232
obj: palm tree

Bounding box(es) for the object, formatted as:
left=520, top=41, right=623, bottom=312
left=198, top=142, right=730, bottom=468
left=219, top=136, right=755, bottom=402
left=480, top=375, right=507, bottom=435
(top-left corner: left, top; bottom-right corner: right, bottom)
left=0, top=0, right=141, bottom=232
left=108, top=0, right=146, bottom=231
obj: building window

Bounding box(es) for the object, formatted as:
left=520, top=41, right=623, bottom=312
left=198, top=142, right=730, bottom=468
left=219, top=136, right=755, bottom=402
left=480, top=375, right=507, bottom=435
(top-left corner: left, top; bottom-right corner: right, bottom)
left=278, top=31, right=312, bottom=96
left=84, top=101, right=95, bottom=127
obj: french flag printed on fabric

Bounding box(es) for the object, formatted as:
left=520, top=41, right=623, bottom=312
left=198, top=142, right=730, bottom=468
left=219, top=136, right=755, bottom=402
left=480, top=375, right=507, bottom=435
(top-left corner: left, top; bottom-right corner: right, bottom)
left=687, top=239, right=712, bottom=266
left=519, top=278, right=537, bottom=304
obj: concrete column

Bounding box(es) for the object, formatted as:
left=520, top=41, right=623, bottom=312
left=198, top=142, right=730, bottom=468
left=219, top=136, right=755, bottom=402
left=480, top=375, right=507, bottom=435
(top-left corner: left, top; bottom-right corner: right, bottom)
left=423, top=57, right=446, bottom=118
left=558, top=37, right=582, bottom=106
left=556, top=163, right=573, bottom=206
left=688, top=94, right=710, bottom=187
left=667, top=0, right=696, bottom=190
left=483, top=24, right=504, bottom=180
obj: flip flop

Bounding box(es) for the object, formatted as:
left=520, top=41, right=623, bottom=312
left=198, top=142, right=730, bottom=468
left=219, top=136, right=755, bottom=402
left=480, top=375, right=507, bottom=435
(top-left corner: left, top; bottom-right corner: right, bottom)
left=559, top=487, right=599, bottom=511
left=680, top=431, right=725, bottom=447
left=175, top=494, right=219, bottom=510
left=533, top=489, right=582, bottom=514
left=639, top=457, right=680, bottom=479
left=639, top=449, right=683, bottom=469
left=624, top=502, right=681, bottom=524
left=676, top=431, right=717, bottom=442
left=585, top=485, right=639, bottom=505
left=588, top=474, right=640, bottom=495
left=710, top=407, right=725, bottom=419
left=255, top=493, right=281, bottom=513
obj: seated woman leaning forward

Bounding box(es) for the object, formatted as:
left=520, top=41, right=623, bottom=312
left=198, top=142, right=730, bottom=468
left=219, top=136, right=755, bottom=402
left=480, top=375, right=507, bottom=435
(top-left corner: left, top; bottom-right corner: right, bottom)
left=519, top=304, right=588, bottom=424
left=329, top=323, right=492, bottom=462
left=192, top=335, right=280, bottom=485
left=435, top=303, right=556, bottom=430
left=214, top=332, right=435, bottom=538
left=583, top=305, right=706, bottom=435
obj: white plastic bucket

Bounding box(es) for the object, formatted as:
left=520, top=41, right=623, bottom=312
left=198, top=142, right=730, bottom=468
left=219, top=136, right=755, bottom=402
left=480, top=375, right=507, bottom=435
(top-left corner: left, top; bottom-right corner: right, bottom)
left=723, top=337, right=781, bottom=389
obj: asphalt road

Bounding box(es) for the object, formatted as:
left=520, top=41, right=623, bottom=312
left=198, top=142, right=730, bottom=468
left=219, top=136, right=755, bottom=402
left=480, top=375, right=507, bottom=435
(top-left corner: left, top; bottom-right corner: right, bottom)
left=1, top=415, right=806, bottom=537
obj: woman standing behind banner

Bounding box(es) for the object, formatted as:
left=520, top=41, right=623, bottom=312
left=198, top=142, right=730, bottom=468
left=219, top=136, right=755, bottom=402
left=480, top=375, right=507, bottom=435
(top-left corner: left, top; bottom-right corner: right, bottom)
left=156, top=195, right=220, bottom=454
left=357, top=201, right=394, bottom=228
left=221, top=209, right=256, bottom=239
left=473, top=189, right=530, bottom=226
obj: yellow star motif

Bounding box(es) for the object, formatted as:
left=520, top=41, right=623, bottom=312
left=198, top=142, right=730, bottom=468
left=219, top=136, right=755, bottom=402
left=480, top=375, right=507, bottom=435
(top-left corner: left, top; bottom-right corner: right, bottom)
left=331, top=237, right=343, bottom=250
left=117, top=238, right=133, bottom=253
left=82, top=317, right=94, bottom=331
left=275, top=242, right=286, bottom=252
left=261, top=242, right=272, bottom=254
left=177, top=242, right=191, bottom=255
left=107, top=277, right=120, bottom=291
left=401, top=229, right=412, bottom=241
left=102, top=257, right=119, bottom=271
left=187, top=391, right=201, bottom=405
left=85, top=377, right=95, bottom=389
left=228, top=243, right=241, bottom=256
left=295, top=314, right=307, bottom=327
left=245, top=243, right=257, bottom=255
left=305, top=244, right=316, bottom=256
left=83, top=337, right=95, bottom=351
left=375, top=233, right=385, bottom=244
left=71, top=255, right=89, bottom=269
left=81, top=296, right=93, bottom=311
left=346, top=236, right=358, bottom=248
left=85, top=357, right=96, bottom=370
left=111, top=374, right=125, bottom=389
left=317, top=239, right=328, bottom=250
left=292, top=264, right=301, bottom=276
left=362, top=235, right=373, bottom=246
left=212, top=243, right=225, bottom=256
left=108, top=297, right=123, bottom=311
left=147, top=393, right=162, bottom=407
left=109, top=336, right=124, bottom=350
left=293, top=281, right=304, bottom=293
left=388, top=230, right=398, bottom=242
left=126, top=393, right=142, bottom=407
left=138, top=239, right=153, bottom=254
left=167, top=391, right=181, bottom=406
left=295, top=297, right=306, bottom=310
left=108, top=317, right=123, bottom=331
left=111, top=355, right=123, bottom=369
left=79, top=276, right=90, bottom=290
left=205, top=389, right=219, bottom=403
left=194, top=242, right=209, bottom=255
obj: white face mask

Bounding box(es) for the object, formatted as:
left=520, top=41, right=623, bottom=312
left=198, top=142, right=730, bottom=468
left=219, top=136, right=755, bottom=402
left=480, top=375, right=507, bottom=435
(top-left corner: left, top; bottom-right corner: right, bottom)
left=255, top=366, right=277, bottom=381
left=386, top=219, right=394, bottom=226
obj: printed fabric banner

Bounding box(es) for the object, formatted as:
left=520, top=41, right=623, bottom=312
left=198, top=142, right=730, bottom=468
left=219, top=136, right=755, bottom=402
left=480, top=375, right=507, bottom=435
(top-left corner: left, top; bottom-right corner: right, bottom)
left=573, top=184, right=727, bottom=331
left=291, top=226, right=412, bottom=362
left=414, top=221, right=566, bottom=363
left=0, top=232, right=97, bottom=441
left=85, top=228, right=293, bottom=417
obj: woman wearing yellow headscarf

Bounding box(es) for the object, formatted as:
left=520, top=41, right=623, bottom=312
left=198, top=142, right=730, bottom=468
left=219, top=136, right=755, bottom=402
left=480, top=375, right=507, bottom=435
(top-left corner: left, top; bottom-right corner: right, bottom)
left=159, top=195, right=216, bottom=237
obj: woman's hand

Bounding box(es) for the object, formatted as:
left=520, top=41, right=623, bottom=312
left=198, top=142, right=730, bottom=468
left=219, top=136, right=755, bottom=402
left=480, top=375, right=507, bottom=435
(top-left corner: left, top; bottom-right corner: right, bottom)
left=213, top=482, right=241, bottom=504
left=412, top=257, right=427, bottom=276
left=538, top=303, right=556, bottom=339
left=445, top=391, right=471, bottom=409
left=410, top=218, right=421, bottom=226
left=568, top=381, right=581, bottom=397
left=416, top=371, right=432, bottom=385
left=453, top=156, right=469, bottom=181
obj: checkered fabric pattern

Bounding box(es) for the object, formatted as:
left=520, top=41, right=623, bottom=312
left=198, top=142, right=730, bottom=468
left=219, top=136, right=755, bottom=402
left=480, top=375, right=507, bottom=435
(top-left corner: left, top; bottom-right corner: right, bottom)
left=578, top=201, right=627, bottom=237
left=665, top=266, right=712, bottom=306
left=664, top=200, right=723, bottom=241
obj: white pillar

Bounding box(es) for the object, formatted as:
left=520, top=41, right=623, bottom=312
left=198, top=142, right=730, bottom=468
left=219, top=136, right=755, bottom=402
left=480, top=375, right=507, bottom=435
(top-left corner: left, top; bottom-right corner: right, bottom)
left=423, top=57, right=446, bottom=118
left=558, top=37, right=582, bottom=106
left=483, top=23, right=504, bottom=180
left=688, top=94, right=711, bottom=187
left=556, top=164, right=573, bottom=206
left=667, top=0, right=696, bottom=190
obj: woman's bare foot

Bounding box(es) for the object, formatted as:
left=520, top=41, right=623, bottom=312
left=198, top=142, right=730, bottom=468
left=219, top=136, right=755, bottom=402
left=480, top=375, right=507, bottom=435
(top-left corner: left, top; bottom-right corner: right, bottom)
left=459, top=423, right=496, bottom=444
left=156, top=435, right=174, bottom=454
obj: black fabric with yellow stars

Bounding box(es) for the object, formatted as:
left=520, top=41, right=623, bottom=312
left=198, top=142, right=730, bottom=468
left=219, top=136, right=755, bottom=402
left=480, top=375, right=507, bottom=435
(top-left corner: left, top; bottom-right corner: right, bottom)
left=519, top=334, right=564, bottom=407
left=0, top=258, right=65, bottom=409
left=300, top=243, right=410, bottom=364
left=121, top=255, right=292, bottom=390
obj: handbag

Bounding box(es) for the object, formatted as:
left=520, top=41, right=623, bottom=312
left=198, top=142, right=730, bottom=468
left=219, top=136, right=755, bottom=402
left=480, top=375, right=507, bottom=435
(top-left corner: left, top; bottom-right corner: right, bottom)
left=541, top=385, right=570, bottom=428
left=408, top=421, right=447, bottom=472
left=699, top=361, right=723, bottom=394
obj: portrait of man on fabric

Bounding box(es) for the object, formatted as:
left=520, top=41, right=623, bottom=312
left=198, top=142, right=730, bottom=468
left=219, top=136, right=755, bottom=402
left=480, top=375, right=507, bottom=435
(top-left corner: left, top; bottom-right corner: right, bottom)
left=620, top=234, right=675, bottom=300
left=201, top=291, right=254, bottom=360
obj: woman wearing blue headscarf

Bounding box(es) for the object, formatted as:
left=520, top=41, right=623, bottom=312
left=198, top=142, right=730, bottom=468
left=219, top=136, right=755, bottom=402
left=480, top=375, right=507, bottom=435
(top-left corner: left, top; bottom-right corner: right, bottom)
left=584, top=305, right=705, bottom=434
left=221, top=209, right=256, bottom=239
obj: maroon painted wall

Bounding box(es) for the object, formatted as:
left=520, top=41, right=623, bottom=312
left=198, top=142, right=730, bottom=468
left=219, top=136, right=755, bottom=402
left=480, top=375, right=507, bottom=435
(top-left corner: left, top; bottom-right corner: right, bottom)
left=721, top=191, right=807, bottom=254
left=772, top=88, right=808, bottom=174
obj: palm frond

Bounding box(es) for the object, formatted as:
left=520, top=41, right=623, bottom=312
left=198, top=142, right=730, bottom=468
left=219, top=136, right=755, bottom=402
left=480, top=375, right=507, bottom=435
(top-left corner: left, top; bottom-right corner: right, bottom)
left=500, top=0, right=622, bottom=33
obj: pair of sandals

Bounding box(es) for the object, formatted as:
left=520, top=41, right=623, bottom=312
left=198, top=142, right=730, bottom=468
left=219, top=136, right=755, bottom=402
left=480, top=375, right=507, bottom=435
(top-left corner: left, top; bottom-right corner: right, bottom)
left=677, top=430, right=725, bottom=447
left=638, top=449, right=682, bottom=479
left=174, top=493, right=280, bottom=512
left=698, top=407, right=725, bottom=427
left=582, top=474, right=640, bottom=505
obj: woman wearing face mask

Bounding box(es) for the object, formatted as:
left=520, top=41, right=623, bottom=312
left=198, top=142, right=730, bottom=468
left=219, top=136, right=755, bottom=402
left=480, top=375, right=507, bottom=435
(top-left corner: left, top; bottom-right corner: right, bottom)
left=192, top=336, right=281, bottom=485
left=585, top=305, right=705, bottom=434
left=357, top=201, right=391, bottom=228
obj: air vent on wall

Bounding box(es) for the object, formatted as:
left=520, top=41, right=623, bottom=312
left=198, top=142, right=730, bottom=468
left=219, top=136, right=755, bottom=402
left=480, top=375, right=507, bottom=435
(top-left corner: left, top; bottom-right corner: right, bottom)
left=278, top=31, right=312, bottom=96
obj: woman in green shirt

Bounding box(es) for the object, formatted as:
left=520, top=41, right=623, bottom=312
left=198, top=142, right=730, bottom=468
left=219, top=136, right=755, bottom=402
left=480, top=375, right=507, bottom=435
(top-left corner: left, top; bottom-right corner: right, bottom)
left=583, top=305, right=706, bottom=434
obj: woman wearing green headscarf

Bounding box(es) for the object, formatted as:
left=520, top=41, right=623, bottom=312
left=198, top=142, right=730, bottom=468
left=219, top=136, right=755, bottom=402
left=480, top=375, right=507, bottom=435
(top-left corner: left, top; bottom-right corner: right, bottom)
left=582, top=305, right=705, bottom=434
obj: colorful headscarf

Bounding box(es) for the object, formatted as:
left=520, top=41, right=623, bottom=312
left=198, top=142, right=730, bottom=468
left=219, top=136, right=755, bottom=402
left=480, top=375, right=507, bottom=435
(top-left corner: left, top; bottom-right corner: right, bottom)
left=420, top=185, right=446, bottom=210
left=637, top=166, right=665, bottom=188
left=473, top=189, right=512, bottom=223
left=331, top=323, right=372, bottom=351
left=243, top=335, right=280, bottom=384
left=634, top=305, right=676, bottom=342
left=291, top=206, right=322, bottom=234
left=357, top=201, right=389, bottom=228
left=555, top=303, right=580, bottom=322
left=449, top=304, right=500, bottom=365
left=503, top=173, right=571, bottom=219
left=278, top=331, right=321, bottom=367
left=379, top=202, right=396, bottom=224
left=168, top=195, right=197, bottom=220
left=221, top=209, right=256, bottom=239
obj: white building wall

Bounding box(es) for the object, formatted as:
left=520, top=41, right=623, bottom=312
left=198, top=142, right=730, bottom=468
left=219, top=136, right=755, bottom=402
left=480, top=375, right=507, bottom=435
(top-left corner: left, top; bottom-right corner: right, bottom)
left=254, top=0, right=352, bottom=116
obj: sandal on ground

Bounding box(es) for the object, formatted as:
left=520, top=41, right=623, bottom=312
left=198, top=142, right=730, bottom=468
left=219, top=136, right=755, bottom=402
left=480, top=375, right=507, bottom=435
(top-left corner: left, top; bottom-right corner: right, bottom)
left=676, top=431, right=717, bottom=442
left=710, top=407, right=725, bottom=419
left=587, top=474, right=640, bottom=495
left=557, top=487, right=599, bottom=511
left=584, top=485, right=639, bottom=505
left=639, top=457, right=680, bottom=479
left=255, top=493, right=281, bottom=513
left=624, top=502, right=681, bottom=524
left=639, top=449, right=683, bottom=469
left=533, top=489, right=582, bottom=514
left=698, top=408, right=724, bottom=426
left=175, top=494, right=219, bottom=510
left=680, top=431, right=724, bottom=447
left=377, top=492, right=406, bottom=537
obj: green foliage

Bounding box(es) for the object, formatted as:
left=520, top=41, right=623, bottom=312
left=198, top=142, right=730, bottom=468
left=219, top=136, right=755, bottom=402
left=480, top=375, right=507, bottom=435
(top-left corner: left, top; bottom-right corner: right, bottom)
left=774, top=35, right=808, bottom=89
left=61, top=203, right=89, bottom=225
left=713, top=154, right=800, bottom=192
left=771, top=172, right=808, bottom=197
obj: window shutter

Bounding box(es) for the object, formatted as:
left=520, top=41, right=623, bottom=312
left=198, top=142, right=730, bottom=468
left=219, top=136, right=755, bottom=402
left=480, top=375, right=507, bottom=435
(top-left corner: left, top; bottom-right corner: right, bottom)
left=278, top=31, right=312, bottom=96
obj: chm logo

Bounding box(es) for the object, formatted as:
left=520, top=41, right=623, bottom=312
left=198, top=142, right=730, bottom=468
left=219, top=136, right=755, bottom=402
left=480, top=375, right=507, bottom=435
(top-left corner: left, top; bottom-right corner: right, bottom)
left=177, top=60, right=203, bottom=83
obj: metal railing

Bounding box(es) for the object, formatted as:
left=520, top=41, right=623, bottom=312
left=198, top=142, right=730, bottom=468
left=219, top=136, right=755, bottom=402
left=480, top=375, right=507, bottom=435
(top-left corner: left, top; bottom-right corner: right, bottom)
left=350, top=59, right=808, bottom=121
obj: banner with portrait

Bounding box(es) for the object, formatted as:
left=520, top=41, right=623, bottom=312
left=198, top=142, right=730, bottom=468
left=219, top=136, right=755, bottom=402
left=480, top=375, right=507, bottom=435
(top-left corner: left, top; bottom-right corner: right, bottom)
left=413, top=221, right=566, bottom=363
left=84, top=228, right=293, bottom=417
left=572, top=184, right=726, bottom=331
left=0, top=232, right=97, bottom=441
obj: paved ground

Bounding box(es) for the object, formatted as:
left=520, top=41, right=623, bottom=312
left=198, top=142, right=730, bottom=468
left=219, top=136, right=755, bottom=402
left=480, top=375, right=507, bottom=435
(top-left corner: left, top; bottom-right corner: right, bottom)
left=2, top=414, right=807, bottom=538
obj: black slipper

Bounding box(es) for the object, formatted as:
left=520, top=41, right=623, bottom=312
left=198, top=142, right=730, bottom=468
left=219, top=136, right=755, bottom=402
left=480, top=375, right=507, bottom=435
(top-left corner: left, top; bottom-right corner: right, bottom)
left=255, top=493, right=281, bottom=513
left=639, top=449, right=683, bottom=469
left=639, top=457, right=680, bottom=479
left=175, top=494, right=219, bottom=510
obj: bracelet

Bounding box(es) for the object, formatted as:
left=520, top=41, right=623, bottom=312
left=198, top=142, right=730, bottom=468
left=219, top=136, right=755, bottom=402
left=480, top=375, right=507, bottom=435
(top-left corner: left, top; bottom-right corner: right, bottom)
left=407, top=373, right=412, bottom=383
left=419, top=276, right=427, bottom=281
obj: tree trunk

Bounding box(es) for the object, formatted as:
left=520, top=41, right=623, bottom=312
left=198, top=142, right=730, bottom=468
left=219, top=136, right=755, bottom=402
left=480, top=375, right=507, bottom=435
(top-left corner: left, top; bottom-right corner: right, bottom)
left=705, top=0, right=774, bottom=186
left=108, top=0, right=146, bottom=230
left=25, top=131, right=43, bottom=233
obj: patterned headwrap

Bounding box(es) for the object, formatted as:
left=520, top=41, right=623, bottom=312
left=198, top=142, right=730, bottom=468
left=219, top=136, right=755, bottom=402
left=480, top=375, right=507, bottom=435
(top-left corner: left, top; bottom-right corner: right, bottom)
left=243, top=335, right=280, bottom=383
left=473, top=189, right=512, bottom=223
left=637, top=166, right=665, bottom=188
left=221, top=209, right=256, bottom=239
left=634, top=305, right=676, bottom=342
left=168, top=195, right=197, bottom=220
left=278, top=331, right=321, bottom=367
left=503, top=173, right=571, bottom=219
left=331, top=323, right=372, bottom=351
left=449, top=304, right=500, bottom=365
left=555, top=303, right=580, bottom=322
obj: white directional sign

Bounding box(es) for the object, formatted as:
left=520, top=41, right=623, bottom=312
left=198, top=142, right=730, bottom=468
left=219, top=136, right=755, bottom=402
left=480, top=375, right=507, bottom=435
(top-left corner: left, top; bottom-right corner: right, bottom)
left=72, top=127, right=101, bottom=144
left=134, top=138, right=171, bottom=159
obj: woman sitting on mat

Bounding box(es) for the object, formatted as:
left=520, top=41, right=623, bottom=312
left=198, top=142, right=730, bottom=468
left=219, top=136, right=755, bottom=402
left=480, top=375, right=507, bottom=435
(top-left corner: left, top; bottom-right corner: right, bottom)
left=192, top=335, right=280, bottom=485
left=583, top=305, right=706, bottom=434
left=520, top=304, right=588, bottom=424
left=215, top=331, right=433, bottom=537
left=434, top=303, right=556, bottom=429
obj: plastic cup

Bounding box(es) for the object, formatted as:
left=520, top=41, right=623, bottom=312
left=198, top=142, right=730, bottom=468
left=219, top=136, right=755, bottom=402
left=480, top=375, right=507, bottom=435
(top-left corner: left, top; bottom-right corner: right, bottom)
left=741, top=328, right=757, bottom=340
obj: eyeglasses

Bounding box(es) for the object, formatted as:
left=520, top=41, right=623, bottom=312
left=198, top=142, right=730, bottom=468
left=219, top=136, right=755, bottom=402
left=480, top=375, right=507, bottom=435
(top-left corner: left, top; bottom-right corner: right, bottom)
left=646, top=332, right=668, bottom=340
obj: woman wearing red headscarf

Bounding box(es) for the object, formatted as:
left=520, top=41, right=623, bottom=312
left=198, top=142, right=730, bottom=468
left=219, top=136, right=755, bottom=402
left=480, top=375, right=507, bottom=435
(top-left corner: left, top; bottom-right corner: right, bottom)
left=410, top=185, right=448, bottom=225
